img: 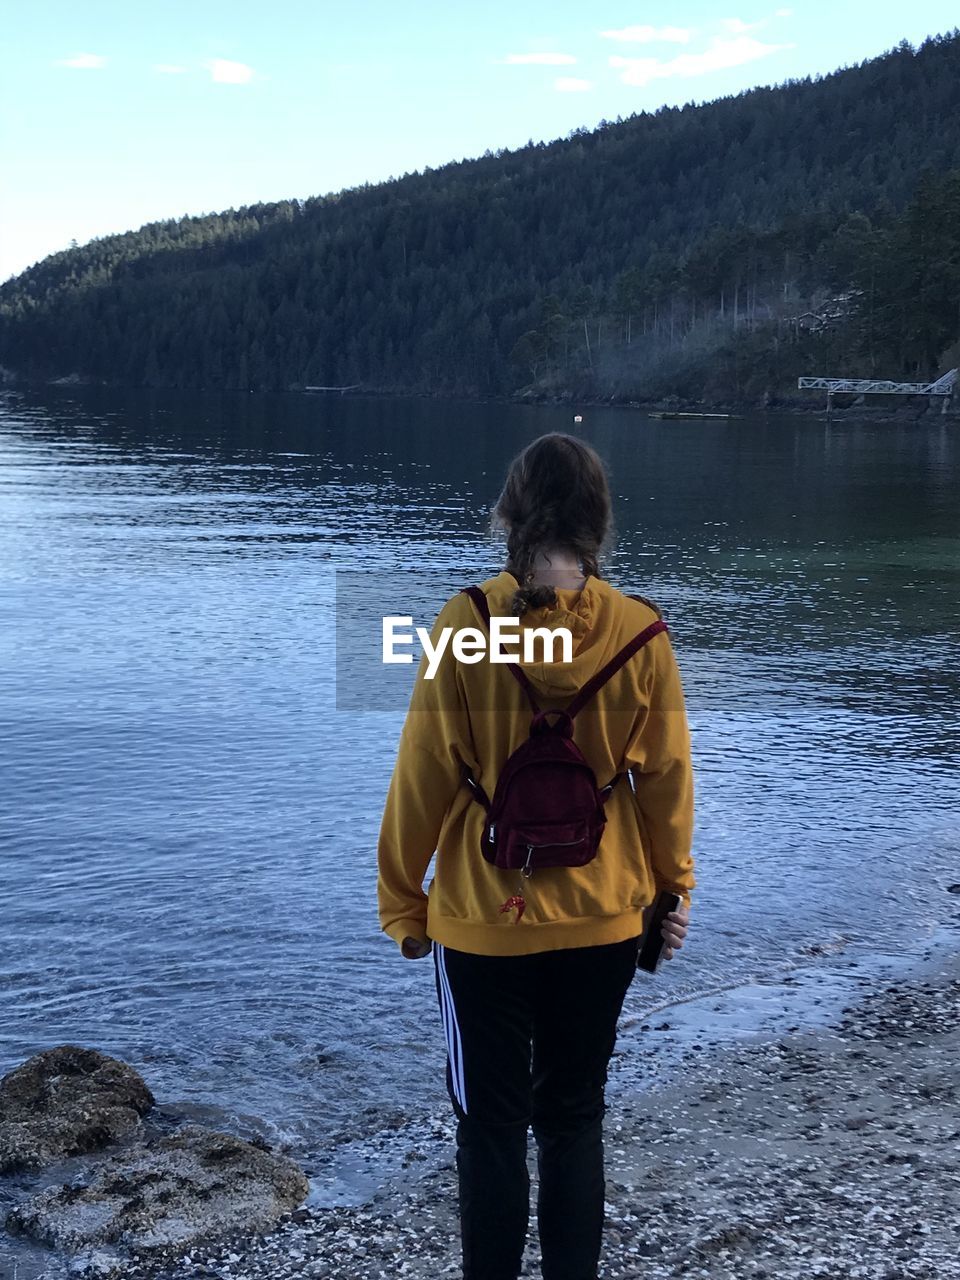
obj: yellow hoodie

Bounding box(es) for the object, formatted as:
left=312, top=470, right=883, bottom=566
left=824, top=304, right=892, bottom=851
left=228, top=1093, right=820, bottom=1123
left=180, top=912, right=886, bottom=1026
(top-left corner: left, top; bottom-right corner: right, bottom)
left=377, top=571, right=695, bottom=956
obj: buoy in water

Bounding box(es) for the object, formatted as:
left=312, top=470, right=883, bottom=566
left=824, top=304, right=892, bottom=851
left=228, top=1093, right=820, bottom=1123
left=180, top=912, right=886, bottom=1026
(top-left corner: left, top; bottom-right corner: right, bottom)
left=573, top=415, right=583, bottom=423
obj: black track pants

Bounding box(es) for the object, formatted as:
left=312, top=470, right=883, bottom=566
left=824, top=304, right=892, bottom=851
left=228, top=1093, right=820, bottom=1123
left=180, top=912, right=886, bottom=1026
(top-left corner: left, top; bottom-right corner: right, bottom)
left=432, top=935, right=640, bottom=1280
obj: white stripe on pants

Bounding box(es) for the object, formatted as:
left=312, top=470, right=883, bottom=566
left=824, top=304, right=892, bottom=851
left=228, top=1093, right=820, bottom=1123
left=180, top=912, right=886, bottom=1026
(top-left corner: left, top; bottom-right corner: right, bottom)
left=435, top=943, right=468, bottom=1114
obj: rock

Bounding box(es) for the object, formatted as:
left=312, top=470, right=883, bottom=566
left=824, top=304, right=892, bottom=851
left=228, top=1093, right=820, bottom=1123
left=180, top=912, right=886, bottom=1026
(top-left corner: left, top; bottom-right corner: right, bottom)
left=6, top=1122, right=309, bottom=1262
left=67, top=1249, right=121, bottom=1278
left=0, top=1044, right=155, bottom=1172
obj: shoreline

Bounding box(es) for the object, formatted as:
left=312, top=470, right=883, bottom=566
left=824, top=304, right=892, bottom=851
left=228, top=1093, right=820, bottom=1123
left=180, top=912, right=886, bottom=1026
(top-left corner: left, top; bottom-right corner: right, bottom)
left=2, top=376, right=956, bottom=426
left=36, top=934, right=960, bottom=1280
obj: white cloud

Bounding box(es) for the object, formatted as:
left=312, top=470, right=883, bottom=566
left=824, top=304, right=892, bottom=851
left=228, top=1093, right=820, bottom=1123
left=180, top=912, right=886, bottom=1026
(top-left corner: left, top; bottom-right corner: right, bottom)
left=610, top=34, right=792, bottom=85
left=719, top=17, right=761, bottom=34
left=206, top=58, right=255, bottom=84
left=555, top=77, right=592, bottom=92
left=55, top=52, right=106, bottom=70
left=501, top=52, right=577, bottom=65
left=600, top=25, right=695, bottom=44
left=154, top=64, right=188, bottom=75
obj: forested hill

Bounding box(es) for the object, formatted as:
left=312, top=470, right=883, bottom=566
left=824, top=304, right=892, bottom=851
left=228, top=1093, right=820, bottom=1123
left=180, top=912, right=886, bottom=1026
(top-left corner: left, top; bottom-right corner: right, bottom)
left=2, top=31, right=960, bottom=404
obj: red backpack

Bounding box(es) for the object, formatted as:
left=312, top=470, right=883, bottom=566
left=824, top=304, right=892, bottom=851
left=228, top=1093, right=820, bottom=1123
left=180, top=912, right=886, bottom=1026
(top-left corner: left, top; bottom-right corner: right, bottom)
left=459, top=585, right=668, bottom=921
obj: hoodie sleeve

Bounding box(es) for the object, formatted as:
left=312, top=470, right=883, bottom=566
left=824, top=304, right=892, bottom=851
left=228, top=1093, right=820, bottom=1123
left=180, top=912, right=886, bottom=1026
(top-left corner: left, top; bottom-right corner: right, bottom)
left=625, top=630, right=696, bottom=912
left=377, top=598, right=471, bottom=950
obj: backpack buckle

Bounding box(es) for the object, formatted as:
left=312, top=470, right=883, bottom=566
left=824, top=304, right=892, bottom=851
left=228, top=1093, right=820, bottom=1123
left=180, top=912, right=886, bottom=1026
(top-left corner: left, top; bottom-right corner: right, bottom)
left=600, top=773, right=624, bottom=798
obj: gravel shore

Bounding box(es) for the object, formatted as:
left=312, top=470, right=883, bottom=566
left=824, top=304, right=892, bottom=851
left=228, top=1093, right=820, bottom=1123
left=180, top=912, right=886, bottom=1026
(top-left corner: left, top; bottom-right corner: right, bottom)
left=68, top=942, right=960, bottom=1280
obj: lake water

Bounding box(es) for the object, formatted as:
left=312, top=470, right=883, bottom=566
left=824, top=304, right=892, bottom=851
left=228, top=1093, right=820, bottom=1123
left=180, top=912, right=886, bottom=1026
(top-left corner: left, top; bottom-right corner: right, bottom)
left=1, top=386, right=959, bottom=1270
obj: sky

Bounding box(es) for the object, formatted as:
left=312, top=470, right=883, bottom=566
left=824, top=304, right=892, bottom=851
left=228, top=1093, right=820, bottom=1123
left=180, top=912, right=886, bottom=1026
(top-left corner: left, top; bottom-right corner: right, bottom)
left=2, top=1, right=958, bottom=282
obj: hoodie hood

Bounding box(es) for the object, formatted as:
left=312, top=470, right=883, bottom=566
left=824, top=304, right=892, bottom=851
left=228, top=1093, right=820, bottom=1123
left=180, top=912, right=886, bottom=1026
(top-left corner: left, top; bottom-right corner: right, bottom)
left=481, top=571, right=635, bottom=699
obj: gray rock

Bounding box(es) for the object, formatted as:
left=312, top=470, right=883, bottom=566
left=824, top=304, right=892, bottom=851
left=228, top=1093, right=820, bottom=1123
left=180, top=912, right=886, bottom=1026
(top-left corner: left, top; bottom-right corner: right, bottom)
left=6, top=1122, right=309, bottom=1262
left=67, top=1248, right=122, bottom=1277
left=0, top=1044, right=155, bottom=1172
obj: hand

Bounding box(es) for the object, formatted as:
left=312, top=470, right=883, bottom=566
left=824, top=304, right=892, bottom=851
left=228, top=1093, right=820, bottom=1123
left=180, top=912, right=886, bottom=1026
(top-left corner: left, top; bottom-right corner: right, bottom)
left=642, top=902, right=690, bottom=961
left=660, top=905, right=690, bottom=960
left=401, top=936, right=432, bottom=959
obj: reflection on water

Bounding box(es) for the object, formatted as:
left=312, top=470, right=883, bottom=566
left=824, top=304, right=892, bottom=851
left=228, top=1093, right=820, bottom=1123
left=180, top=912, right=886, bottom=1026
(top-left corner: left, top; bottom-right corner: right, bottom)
left=1, top=387, right=958, bottom=1247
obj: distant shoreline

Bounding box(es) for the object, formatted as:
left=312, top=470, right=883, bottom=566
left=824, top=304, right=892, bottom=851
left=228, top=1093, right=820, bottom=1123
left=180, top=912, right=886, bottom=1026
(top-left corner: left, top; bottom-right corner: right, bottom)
left=3, top=373, right=957, bottom=426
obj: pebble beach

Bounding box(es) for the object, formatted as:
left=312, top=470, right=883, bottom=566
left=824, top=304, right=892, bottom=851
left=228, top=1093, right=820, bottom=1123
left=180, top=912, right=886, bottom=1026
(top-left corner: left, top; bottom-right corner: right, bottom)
left=56, top=941, right=960, bottom=1280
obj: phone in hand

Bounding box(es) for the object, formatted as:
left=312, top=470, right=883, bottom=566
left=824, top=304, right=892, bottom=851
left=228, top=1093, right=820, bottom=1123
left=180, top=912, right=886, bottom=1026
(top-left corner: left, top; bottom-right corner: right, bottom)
left=637, top=891, right=682, bottom=973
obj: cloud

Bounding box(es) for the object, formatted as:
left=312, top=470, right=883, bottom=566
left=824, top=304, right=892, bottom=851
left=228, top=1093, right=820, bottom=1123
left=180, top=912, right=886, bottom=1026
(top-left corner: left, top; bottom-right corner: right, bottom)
left=600, top=25, right=695, bottom=44
left=55, top=52, right=106, bottom=69
left=501, top=52, right=577, bottom=65
left=610, top=34, right=793, bottom=85
left=154, top=64, right=188, bottom=75
left=719, top=17, right=763, bottom=33
left=775, top=7, right=794, bottom=14
left=555, top=77, right=592, bottom=92
left=206, top=58, right=255, bottom=84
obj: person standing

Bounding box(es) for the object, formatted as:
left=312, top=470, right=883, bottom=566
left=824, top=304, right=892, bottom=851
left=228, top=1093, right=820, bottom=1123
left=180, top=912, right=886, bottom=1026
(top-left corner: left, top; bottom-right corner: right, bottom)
left=378, top=432, right=695, bottom=1280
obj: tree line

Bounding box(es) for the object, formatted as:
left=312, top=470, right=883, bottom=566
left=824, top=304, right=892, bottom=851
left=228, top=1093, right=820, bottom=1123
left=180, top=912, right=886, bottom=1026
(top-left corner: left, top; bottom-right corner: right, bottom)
left=1, top=30, right=959, bottom=404
left=513, top=171, right=960, bottom=402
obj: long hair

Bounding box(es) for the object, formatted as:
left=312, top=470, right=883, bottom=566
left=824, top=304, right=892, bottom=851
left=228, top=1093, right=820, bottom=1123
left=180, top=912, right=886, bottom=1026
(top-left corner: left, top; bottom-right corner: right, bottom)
left=492, top=433, right=613, bottom=616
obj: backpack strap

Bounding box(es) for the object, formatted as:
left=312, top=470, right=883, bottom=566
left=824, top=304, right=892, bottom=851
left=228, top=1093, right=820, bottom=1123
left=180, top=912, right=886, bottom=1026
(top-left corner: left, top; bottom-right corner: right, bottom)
left=578, top=605, right=668, bottom=794
left=564, top=618, right=668, bottom=720
left=461, top=586, right=541, bottom=714
left=461, top=586, right=667, bottom=719
left=461, top=762, right=492, bottom=812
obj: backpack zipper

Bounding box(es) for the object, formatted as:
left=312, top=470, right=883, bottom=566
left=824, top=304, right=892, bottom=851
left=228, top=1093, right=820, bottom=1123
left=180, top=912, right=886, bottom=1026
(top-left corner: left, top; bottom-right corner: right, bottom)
left=522, top=836, right=587, bottom=876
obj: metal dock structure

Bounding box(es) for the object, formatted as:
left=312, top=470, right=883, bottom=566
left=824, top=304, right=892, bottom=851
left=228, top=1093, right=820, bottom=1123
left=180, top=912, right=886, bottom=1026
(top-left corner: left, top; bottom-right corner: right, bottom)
left=798, top=369, right=957, bottom=412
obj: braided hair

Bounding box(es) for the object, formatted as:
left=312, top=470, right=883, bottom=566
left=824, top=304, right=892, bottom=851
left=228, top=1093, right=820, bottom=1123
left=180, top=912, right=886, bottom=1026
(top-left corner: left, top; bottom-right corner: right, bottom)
left=492, top=433, right=613, bottom=616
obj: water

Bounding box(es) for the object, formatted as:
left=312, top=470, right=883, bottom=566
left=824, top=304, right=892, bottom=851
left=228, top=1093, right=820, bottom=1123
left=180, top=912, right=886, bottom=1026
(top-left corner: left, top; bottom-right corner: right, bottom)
left=1, top=387, right=959, bottom=1269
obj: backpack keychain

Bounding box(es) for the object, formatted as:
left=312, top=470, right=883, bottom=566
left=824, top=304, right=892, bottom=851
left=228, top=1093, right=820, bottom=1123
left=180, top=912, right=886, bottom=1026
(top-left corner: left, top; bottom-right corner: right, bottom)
left=499, top=842, right=537, bottom=921
left=460, top=585, right=668, bottom=927
left=499, top=893, right=526, bottom=921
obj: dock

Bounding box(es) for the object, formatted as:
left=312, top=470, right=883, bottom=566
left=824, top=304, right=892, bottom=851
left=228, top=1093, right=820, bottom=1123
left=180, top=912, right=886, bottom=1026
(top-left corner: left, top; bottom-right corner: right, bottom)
left=798, top=369, right=957, bottom=413
left=303, top=385, right=361, bottom=395
left=649, top=411, right=739, bottom=420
